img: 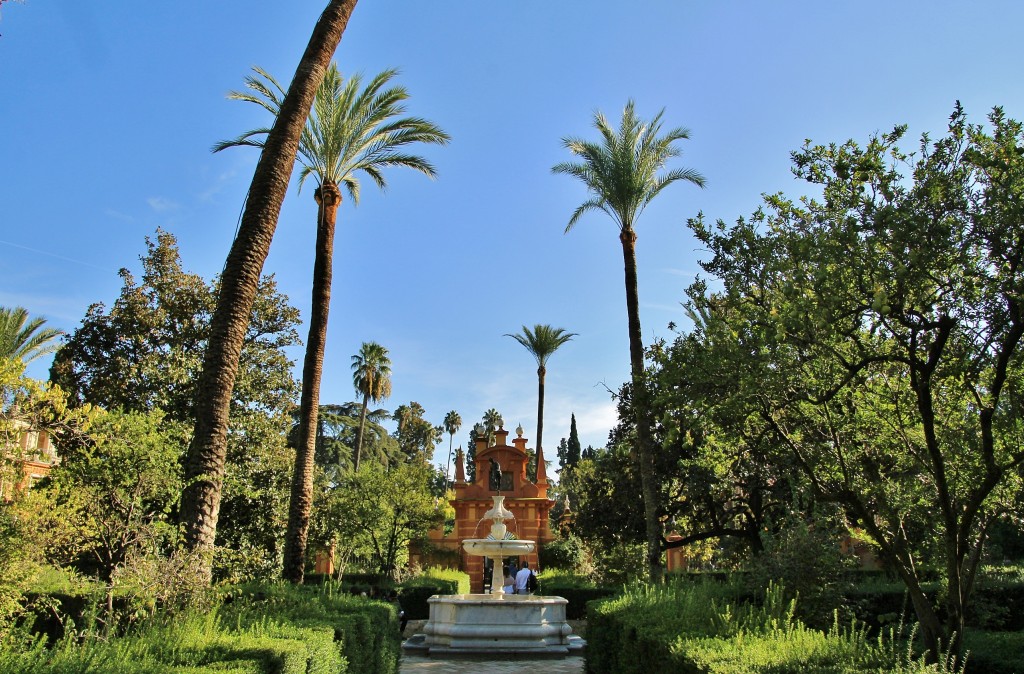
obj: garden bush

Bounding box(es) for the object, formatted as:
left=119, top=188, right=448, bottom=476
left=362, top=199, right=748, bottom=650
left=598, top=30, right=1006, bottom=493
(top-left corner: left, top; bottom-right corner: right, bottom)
left=537, top=571, right=618, bottom=619
left=0, top=611, right=342, bottom=674
left=396, top=567, right=469, bottom=620
left=220, top=582, right=399, bottom=674
left=539, top=534, right=590, bottom=572
left=745, top=516, right=856, bottom=630
left=963, top=630, right=1024, bottom=674
left=585, top=580, right=960, bottom=673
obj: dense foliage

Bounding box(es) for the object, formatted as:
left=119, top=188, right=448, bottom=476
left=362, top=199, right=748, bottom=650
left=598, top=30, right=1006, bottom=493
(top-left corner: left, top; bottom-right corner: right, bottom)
left=664, top=105, right=1024, bottom=658
left=50, top=231, right=301, bottom=578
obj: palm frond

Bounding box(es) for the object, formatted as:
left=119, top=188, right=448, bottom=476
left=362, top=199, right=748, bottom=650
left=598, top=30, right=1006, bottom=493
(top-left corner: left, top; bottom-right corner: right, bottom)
left=553, top=100, right=703, bottom=235
left=214, top=62, right=448, bottom=203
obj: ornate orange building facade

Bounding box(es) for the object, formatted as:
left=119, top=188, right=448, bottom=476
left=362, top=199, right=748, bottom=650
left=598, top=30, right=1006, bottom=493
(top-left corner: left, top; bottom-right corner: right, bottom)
left=413, top=424, right=556, bottom=593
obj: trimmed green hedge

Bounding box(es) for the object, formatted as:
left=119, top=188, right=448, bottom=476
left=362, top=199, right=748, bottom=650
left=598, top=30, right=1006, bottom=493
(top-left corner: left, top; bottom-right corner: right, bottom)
left=585, top=581, right=949, bottom=674
left=544, top=585, right=618, bottom=620
left=223, top=583, right=399, bottom=674
left=0, top=613, right=342, bottom=674
left=397, top=568, right=470, bottom=620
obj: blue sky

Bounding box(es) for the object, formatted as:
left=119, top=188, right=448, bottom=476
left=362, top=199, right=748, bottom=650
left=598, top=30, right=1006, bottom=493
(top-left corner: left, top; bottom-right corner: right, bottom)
left=2, top=1, right=1022, bottom=471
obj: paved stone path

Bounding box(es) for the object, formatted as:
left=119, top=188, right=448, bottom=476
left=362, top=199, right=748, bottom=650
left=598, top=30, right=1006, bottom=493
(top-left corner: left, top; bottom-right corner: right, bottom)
left=399, top=654, right=585, bottom=673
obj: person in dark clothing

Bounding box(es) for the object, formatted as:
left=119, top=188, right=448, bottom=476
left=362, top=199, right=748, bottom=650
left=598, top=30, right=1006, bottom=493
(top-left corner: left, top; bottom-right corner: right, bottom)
left=389, top=591, right=408, bottom=633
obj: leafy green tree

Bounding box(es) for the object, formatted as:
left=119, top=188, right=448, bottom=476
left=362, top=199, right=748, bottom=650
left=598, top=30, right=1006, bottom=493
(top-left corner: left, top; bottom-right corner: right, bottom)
left=0, top=358, right=92, bottom=635
left=556, top=414, right=586, bottom=513
left=50, top=230, right=300, bottom=578
left=308, top=402, right=398, bottom=479
left=350, top=341, right=393, bottom=472
left=393, top=401, right=441, bottom=465
left=506, top=324, right=576, bottom=473
left=555, top=437, right=569, bottom=473
left=442, top=410, right=461, bottom=486
left=687, top=105, right=1024, bottom=660
left=44, top=409, right=183, bottom=582
left=316, top=462, right=442, bottom=580
left=560, top=439, right=648, bottom=585
left=51, top=230, right=299, bottom=420
left=648, top=322, right=796, bottom=558
left=553, top=100, right=705, bottom=581
left=181, top=0, right=360, bottom=582
left=0, top=307, right=61, bottom=365
left=565, top=413, right=582, bottom=472
left=215, top=63, right=447, bottom=583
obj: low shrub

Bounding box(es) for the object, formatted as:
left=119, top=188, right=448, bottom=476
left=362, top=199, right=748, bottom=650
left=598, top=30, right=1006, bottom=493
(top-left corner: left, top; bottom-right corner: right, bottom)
left=397, top=567, right=469, bottom=620
left=585, top=580, right=960, bottom=674
left=221, top=582, right=399, bottom=674
left=963, top=630, right=1024, bottom=674
left=745, top=516, right=857, bottom=630
left=538, top=572, right=618, bottom=620
left=406, top=567, right=470, bottom=594
left=0, top=611, right=341, bottom=674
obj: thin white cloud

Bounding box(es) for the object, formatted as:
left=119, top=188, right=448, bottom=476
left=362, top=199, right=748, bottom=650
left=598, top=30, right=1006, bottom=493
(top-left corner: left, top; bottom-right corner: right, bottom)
left=661, top=267, right=698, bottom=278
left=198, top=169, right=239, bottom=203
left=0, top=239, right=110, bottom=272
left=103, top=209, right=135, bottom=224
left=147, top=197, right=179, bottom=212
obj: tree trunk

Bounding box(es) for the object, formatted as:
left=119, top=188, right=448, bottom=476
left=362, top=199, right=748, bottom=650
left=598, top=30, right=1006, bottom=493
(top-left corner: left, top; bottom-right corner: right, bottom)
left=355, top=391, right=369, bottom=472
left=283, top=182, right=341, bottom=584
left=179, top=0, right=360, bottom=582
left=535, top=364, right=545, bottom=477
left=619, top=227, right=662, bottom=583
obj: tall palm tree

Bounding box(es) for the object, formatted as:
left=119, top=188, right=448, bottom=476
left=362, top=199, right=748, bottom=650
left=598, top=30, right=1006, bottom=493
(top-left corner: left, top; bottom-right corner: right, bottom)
left=505, top=324, right=576, bottom=475
left=215, top=66, right=446, bottom=583
left=352, top=341, right=392, bottom=473
left=552, top=100, right=705, bottom=582
left=0, top=307, right=61, bottom=364
left=442, top=410, right=461, bottom=486
left=180, top=0, right=359, bottom=583
left=482, top=408, right=503, bottom=443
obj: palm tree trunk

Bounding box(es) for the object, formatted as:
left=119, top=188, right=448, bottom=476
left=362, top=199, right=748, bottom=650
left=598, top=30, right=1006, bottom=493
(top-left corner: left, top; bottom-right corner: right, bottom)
left=535, top=364, right=546, bottom=477
left=179, top=0, right=360, bottom=583
left=283, top=182, right=341, bottom=583
left=620, top=227, right=662, bottom=583
left=355, top=391, right=370, bottom=472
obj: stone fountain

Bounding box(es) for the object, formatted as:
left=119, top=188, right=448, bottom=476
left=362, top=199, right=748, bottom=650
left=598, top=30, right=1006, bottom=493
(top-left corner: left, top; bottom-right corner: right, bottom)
left=403, top=491, right=584, bottom=657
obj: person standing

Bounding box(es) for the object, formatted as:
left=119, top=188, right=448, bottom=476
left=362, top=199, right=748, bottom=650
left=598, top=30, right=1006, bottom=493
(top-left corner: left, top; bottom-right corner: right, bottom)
left=388, top=591, right=407, bottom=634
left=502, top=566, right=515, bottom=595
left=514, top=560, right=532, bottom=594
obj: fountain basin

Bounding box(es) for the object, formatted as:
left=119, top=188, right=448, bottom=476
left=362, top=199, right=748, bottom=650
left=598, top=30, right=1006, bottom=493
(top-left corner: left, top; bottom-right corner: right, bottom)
left=404, top=594, right=584, bottom=657
left=461, top=539, right=535, bottom=557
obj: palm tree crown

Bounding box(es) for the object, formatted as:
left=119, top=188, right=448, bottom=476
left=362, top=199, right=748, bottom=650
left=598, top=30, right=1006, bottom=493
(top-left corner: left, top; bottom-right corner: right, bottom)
left=0, top=306, right=61, bottom=365
left=442, top=410, right=462, bottom=486
left=214, top=63, right=450, bottom=197
left=352, top=341, right=392, bottom=403
left=352, top=341, right=392, bottom=471
left=506, top=325, right=577, bottom=373
left=506, top=324, right=576, bottom=474
left=551, top=99, right=705, bottom=233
